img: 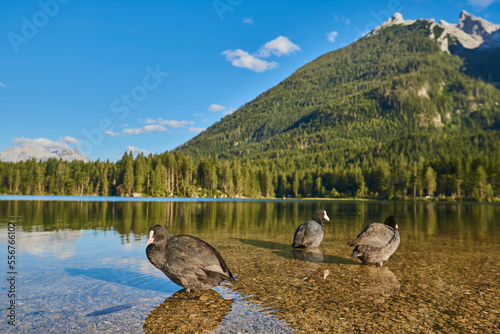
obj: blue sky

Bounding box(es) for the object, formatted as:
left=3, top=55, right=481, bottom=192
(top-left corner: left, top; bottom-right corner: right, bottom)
left=1, top=0, right=499, bottom=161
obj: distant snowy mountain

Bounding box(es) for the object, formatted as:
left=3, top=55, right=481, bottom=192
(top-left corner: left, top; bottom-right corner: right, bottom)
left=369, top=10, right=500, bottom=53
left=0, top=144, right=90, bottom=163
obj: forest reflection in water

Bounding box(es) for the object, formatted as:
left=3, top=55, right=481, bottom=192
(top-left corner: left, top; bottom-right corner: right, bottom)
left=0, top=198, right=498, bottom=333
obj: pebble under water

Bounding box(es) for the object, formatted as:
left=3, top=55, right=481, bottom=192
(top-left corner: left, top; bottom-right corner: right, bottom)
left=0, top=198, right=498, bottom=333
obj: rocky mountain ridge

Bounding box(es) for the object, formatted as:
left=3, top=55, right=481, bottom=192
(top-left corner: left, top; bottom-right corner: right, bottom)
left=370, top=10, right=500, bottom=52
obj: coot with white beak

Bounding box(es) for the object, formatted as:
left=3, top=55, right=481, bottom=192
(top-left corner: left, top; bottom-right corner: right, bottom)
left=292, top=209, right=330, bottom=249
left=146, top=225, right=234, bottom=291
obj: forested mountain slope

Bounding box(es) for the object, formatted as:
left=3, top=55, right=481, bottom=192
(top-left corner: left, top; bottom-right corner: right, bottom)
left=178, top=19, right=499, bottom=162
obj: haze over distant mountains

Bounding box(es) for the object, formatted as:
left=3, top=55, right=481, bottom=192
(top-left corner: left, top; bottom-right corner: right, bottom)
left=0, top=144, right=90, bottom=163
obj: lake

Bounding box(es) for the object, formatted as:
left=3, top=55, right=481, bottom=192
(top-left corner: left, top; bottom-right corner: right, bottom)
left=0, top=196, right=499, bottom=333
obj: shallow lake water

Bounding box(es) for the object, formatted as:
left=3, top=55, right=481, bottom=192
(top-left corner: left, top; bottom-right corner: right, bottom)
left=0, top=196, right=499, bottom=333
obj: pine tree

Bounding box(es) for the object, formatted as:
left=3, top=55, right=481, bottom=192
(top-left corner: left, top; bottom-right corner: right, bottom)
left=425, top=166, right=437, bottom=197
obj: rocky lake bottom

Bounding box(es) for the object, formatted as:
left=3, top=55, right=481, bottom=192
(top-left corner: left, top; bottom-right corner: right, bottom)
left=0, top=198, right=498, bottom=333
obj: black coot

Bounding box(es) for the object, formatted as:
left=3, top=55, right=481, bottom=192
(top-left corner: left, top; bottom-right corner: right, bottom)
left=292, top=209, right=330, bottom=248
left=348, top=216, right=400, bottom=267
left=146, top=225, right=234, bottom=291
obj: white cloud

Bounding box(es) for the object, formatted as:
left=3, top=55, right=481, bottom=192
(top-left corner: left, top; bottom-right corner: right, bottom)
left=0, top=82, right=6, bottom=88
left=467, top=0, right=499, bottom=6
left=208, top=104, right=236, bottom=115
left=12, top=137, right=72, bottom=151
left=327, top=31, right=338, bottom=43
left=257, top=36, right=301, bottom=58
left=122, top=128, right=144, bottom=135
left=120, top=124, right=130, bottom=127
left=194, top=113, right=205, bottom=117
left=224, top=108, right=236, bottom=115
left=134, top=124, right=167, bottom=134
left=209, top=104, right=227, bottom=112
left=105, top=125, right=168, bottom=136
left=106, top=118, right=196, bottom=136
left=222, top=49, right=278, bottom=72
left=333, top=15, right=350, bottom=25
left=0, top=230, right=82, bottom=259
left=189, top=127, right=205, bottom=133
left=127, top=146, right=149, bottom=154
left=158, top=119, right=194, bottom=128
left=143, top=118, right=194, bottom=128
left=60, top=136, right=80, bottom=145
left=222, top=36, right=299, bottom=72
left=242, top=17, right=254, bottom=25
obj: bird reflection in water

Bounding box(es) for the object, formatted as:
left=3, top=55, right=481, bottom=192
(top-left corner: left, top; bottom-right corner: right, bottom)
left=143, top=289, right=233, bottom=333
left=292, top=248, right=324, bottom=272
left=292, top=248, right=324, bottom=263
left=354, top=266, right=401, bottom=303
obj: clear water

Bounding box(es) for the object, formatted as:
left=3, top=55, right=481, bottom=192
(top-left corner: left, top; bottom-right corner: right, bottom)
left=0, top=197, right=499, bottom=333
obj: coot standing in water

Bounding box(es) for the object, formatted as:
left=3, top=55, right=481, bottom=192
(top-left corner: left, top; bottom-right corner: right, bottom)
left=292, top=209, right=330, bottom=248
left=348, top=216, right=400, bottom=267
left=145, top=225, right=234, bottom=291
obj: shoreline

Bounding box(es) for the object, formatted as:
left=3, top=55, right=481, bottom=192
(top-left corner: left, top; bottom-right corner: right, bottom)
left=0, top=194, right=498, bottom=205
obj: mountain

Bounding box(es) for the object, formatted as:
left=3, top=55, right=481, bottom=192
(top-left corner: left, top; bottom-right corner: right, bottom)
left=0, top=144, right=91, bottom=163
left=176, top=11, right=500, bottom=164
left=370, top=11, right=500, bottom=52
left=371, top=11, right=500, bottom=86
